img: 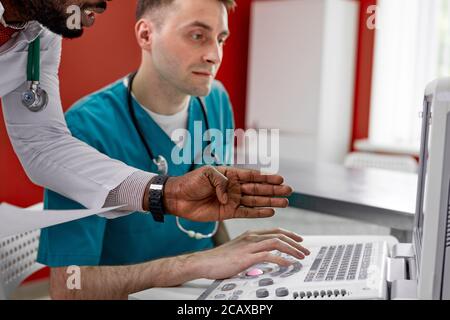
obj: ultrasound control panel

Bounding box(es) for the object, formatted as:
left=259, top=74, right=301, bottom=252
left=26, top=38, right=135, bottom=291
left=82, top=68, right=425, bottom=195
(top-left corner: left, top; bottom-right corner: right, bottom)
left=198, top=242, right=387, bottom=300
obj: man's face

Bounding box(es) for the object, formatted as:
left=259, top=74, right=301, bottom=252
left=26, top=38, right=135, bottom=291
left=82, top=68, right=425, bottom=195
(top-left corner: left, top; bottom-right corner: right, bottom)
left=21, top=0, right=110, bottom=38
left=149, top=0, right=229, bottom=97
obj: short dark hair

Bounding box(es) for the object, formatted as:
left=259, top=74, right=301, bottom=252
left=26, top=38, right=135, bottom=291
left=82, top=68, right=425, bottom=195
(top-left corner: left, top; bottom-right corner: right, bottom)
left=136, top=0, right=236, bottom=20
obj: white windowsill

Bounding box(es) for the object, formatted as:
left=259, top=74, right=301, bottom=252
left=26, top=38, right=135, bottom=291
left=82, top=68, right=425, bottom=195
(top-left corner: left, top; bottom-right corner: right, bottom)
left=354, top=139, right=420, bottom=157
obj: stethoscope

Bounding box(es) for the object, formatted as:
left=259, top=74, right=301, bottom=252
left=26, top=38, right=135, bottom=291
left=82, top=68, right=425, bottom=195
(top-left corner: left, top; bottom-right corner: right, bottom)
left=21, top=37, right=48, bottom=112
left=127, top=72, right=219, bottom=240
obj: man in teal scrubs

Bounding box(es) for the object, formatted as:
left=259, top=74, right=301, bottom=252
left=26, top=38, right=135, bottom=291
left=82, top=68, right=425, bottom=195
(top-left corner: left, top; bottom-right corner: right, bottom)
left=38, top=0, right=310, bottom=299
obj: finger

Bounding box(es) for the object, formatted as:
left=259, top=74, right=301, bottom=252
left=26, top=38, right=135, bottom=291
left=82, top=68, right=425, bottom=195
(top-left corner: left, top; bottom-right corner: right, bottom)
left=204, top=166, right=229, bottom=205
left=255, top=234, right=310, bottom=256
left=249, top=228, right=304, bottom=242
left=251, top=238, right=307, bottom=260
left=241, top=196, right=289, bottom=208
left=248, top=252, right=293, bottom=268
left=254, top=228, right=303, bottom=242
left=240, top=184, right=293, bottom=196
left=218, top=167, right=285, bottom=185
left=232, top=207, right=275, bottom=219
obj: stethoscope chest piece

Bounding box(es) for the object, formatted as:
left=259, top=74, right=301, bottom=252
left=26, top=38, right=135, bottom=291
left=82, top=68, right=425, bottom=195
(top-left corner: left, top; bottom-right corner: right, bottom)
left=22, top=81, right=48, bottom=112
left=22, top=37, right=48, bottom=112
left=153, top=155, right=169, bottom=176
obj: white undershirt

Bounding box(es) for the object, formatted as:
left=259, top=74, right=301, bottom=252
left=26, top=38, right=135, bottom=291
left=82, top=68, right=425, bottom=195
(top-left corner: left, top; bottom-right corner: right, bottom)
left=143, top=103, right=188, bottom=136
left=140, top=99, right=190, bottom=148
left=125, top=77, right=190, bottom=147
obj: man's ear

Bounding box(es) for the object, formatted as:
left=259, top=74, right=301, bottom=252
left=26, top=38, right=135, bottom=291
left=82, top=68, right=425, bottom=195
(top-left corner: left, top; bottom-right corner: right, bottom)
left=135, top=19, right=153, bottom=51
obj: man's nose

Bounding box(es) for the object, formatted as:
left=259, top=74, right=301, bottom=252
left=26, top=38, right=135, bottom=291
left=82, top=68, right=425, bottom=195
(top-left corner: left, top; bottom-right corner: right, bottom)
left=203, top=42, right=222, bottom=65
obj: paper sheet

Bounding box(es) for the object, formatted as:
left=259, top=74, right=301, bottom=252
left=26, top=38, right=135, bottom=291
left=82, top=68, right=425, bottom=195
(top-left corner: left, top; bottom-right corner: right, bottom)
left=0, top=203, right=124, bottom=239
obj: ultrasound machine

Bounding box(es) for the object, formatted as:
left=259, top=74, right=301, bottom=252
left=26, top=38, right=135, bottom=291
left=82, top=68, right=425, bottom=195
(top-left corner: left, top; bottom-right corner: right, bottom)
left=197, top=77, right=450, bottom=300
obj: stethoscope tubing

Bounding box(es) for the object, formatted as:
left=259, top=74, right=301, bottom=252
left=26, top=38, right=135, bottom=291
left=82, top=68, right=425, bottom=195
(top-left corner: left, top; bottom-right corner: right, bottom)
left=27, top=37, right=40, bottom=82
left=126, top=72, right=219, bottom=240
left=127, top=72, right=212, bottom=169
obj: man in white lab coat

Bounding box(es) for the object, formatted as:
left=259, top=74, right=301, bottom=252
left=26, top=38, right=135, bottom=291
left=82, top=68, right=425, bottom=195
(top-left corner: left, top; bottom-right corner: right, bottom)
left=0, top=0, right=292, bottom=221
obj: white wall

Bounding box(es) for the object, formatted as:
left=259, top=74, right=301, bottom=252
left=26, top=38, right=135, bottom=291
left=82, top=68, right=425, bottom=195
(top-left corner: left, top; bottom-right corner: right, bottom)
left=246, top=0, right=359, bottom=164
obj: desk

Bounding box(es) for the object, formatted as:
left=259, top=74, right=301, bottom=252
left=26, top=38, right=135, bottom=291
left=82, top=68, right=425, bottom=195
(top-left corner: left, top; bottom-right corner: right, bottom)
left=129, top=235, right=398, bottom=300
left=257, top=160, right=417, bottom=242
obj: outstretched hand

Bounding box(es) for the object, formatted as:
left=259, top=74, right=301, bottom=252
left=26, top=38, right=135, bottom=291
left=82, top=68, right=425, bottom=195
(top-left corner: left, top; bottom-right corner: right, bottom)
left=162, top=166, right=293, bottom=222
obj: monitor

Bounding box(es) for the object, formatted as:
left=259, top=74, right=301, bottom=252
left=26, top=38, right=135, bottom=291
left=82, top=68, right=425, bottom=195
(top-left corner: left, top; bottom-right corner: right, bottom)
left=414, top=77, right=450, bottom=300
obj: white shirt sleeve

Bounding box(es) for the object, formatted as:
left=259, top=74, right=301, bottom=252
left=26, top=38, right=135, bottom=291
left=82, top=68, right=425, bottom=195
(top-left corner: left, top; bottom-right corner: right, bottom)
left=1, top=29, right=155, bottom=209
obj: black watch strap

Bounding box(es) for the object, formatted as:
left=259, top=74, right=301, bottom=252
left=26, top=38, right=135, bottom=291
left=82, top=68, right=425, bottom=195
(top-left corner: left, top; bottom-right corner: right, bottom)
left=148, top=175, right=169, bottom=223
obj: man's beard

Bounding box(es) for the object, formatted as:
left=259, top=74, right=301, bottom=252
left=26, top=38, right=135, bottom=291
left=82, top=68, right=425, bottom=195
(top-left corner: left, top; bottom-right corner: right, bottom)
left=39, top=6, right=84, bottom=39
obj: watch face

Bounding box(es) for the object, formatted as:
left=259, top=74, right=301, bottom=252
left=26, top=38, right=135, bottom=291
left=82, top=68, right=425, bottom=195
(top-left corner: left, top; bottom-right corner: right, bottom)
left=150, top=184, right=164, bottom=191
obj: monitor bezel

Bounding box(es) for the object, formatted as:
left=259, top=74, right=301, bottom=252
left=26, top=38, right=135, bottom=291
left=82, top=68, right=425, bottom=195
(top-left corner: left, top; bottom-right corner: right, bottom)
left=413, top=94, right=433, bottom=272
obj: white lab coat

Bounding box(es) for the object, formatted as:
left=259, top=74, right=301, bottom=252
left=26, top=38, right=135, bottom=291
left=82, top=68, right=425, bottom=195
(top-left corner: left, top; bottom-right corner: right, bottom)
left=0, top=5, right=151, bottom=209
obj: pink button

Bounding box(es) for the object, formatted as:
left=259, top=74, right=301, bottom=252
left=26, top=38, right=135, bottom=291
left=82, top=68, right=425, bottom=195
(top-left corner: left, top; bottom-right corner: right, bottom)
left=246, top=268, right=264, bottom=277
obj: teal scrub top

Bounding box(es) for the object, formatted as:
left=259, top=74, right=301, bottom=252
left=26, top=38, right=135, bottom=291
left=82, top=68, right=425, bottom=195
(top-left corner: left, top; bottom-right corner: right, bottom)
left=37, top=78, right=235, bottom=267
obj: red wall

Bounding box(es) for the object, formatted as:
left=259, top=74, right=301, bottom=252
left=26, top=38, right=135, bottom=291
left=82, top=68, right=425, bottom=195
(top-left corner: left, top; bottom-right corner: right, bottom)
left=351, top=0, right=377, bottom=149
left=0, top=0, right=252, bottom=208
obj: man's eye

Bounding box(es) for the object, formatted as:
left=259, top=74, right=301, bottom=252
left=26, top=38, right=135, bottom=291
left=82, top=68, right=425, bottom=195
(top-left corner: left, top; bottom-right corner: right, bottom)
left=191, top=33, right=204, bottom=41
left=218, top=38, right=227, bottom=46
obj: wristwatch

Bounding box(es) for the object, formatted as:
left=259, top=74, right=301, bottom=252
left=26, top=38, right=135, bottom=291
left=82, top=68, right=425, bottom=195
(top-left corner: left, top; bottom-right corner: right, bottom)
left=148, top=175, right=170, bottom=223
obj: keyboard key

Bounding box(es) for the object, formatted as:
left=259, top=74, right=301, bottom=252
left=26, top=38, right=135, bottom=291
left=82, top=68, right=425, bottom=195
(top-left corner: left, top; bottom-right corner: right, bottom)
left=221, top=283, right=237, bottom=291
left=258, top=278, right=274, bottom=287
left=256, top=289, right=269, bottom=298
left=275, top=287, right=289, bottom=297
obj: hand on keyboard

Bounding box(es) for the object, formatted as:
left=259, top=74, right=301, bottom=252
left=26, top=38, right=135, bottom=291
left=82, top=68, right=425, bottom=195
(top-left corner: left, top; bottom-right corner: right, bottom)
left=189, top=228, right=310, bottom=280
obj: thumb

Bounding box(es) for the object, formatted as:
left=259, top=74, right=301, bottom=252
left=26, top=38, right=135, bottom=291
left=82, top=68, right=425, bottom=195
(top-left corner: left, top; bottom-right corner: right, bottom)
left=205, top=166, right=229, bottom=204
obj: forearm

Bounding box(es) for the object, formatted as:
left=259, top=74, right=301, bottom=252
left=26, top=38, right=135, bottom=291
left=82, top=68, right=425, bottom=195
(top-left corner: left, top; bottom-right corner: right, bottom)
left=50, top=253, right=203, bottom=300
